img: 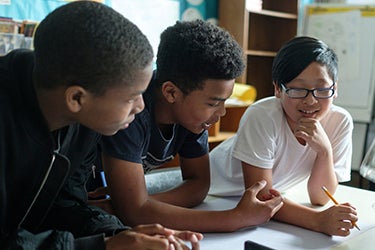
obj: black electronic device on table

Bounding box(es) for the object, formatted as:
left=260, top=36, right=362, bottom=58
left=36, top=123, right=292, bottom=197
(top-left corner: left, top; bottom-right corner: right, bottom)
left=244, top=240, right=275, bottom=250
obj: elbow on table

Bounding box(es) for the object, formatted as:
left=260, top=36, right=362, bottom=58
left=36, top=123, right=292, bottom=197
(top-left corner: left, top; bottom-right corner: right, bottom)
left=185, top=182, right=210, bottom=207
left=309, top=195, right=330, bottom=206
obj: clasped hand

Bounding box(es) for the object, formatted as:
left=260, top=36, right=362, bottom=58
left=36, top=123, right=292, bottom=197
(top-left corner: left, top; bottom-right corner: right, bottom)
left=105, top=224, right=203, bottom=250
left=88, top=188, right=203, bottom=249
left=234, top=180, right=284, bottom=229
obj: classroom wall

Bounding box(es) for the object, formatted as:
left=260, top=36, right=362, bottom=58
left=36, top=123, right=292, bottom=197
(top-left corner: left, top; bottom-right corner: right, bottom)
left=347, top=0, right=375, bottom=3
left=300, top=1, right=375, bottom=173
left=0, top=0, right=218, bottom=62
left=179, top=0, right=218, bottom=24
left=111, top=0, right=218, bottom=62
left=0, top=0, right=111, bottom=21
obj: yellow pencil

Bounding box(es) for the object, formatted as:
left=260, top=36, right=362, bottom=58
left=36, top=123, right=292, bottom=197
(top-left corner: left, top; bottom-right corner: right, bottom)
left=321, top=186, right=360, bottom=231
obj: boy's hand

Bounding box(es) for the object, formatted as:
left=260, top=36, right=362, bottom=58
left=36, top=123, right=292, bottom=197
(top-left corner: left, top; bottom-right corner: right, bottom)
left=105, top=224, right=202, bottom=250
left=88, top=186, right=110, bottom=198
left=316, top=203, right=358, bottom=236
left=88, top=186, right=115, bottom=214
left=294, top=118, right=331, bottom=153
left=235, top=180, right=283, bottom=227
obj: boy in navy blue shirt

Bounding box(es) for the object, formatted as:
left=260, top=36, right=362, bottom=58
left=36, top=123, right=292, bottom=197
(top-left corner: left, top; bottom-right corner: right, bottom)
left=95, top=20, right=284, bottom=232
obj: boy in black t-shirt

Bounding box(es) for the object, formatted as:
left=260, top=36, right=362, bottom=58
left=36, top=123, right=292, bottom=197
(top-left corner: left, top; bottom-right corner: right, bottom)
left=93, top=20, right=284, bottom=232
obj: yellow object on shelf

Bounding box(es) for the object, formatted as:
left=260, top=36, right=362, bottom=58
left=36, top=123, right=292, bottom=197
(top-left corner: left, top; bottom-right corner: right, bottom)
left=229, top=83, right=257, bottom=105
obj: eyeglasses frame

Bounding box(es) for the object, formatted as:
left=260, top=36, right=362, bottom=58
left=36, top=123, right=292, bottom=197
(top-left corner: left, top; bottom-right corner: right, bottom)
left=280, top=83, right=335, bottom=99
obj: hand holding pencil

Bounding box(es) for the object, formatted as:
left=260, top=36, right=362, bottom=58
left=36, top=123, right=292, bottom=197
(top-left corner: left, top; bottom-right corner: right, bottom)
left=321, top=186, right=360, bottom=231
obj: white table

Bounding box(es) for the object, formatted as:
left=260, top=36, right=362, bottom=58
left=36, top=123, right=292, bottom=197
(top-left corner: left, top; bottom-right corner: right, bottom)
left=194, top=183, right=375, bottom=250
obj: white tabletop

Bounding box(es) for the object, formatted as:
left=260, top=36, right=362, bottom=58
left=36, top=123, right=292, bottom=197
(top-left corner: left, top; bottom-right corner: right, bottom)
left=194, top=183, right=375, bottom=250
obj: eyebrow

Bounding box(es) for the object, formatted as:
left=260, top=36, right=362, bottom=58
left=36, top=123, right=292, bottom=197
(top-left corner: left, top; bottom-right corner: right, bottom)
left=131, top=88, right=147, bottom=97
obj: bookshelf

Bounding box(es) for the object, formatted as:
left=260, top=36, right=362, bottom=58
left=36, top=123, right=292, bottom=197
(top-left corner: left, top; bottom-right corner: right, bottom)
left=218, top=0, right=299, bottom=100
left=0, top=18, right=37, bottom=55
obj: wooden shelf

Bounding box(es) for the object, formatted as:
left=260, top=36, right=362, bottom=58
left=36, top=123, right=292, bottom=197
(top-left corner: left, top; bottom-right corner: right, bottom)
left=246, top=50, right=277, bottom=57
left=249, top=9, right=298, bottom=19
left=219, top=0, right=299, bottom=100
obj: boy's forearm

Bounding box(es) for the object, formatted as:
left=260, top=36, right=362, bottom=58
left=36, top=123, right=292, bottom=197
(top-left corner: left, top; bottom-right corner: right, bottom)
left=272, top=199, right=320, bottom=232
left=308, top=153, right=337, bottom=205
left=151, top=178, right=209, bottom=207
left=116, top=196, right=243, bottom=232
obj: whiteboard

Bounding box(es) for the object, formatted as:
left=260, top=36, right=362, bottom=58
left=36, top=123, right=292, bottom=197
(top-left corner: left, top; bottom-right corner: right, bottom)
left=303, top=5, right=375, bottom=123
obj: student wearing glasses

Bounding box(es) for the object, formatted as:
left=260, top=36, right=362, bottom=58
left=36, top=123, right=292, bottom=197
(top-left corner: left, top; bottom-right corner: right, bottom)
left=209, top=36, right=358, bottom=236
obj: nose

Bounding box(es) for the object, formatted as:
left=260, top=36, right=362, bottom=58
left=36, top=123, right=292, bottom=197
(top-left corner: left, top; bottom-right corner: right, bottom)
left=217, top=102, right=226, bottom=117
left=303, top=92, right=318, bottom=105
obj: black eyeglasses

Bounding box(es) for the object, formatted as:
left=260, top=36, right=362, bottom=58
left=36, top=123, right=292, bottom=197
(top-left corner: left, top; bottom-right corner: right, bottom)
left=280, top=83, right=335, bottom=99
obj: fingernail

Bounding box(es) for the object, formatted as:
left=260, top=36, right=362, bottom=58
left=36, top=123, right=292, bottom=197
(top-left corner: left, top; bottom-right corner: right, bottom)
left=192, top=234, right=198, bottom=242
left=168, top=235, right=176, bottom=243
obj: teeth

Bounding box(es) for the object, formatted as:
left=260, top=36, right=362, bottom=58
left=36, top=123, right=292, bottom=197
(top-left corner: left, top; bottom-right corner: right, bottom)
left=302, top=110, right=315, bottom=114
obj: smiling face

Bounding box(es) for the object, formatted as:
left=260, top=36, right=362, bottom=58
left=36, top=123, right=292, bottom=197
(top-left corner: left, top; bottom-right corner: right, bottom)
left=171, top=79, right=235, bottom=134
left=76, top=64, right=153, bottom=136
left=275, top=62, right=337, bottom=131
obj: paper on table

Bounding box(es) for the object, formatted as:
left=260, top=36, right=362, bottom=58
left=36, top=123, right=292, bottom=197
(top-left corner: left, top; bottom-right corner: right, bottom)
left=331, top=226, right=375, bottom=250
left=196, top=183, right=375, bottom=250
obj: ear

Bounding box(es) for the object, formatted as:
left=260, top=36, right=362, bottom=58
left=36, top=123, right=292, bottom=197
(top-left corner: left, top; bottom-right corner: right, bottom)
left=161, top=81, right=180, bottom=103
left=65, top=86, right=87, bottom=113
left=274, top=82, right=282, bottom=98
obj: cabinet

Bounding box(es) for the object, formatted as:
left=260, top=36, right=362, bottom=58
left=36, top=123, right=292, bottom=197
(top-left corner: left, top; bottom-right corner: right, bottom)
left=219, top=0, right=299, bottom=100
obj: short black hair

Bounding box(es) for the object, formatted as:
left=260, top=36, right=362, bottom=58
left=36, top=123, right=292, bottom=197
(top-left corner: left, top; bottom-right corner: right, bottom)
left=272, top=36, right=338, bottom=87
left=156, top=19, right=244, bottom=94
left=33, top=1, right=153, bottom=95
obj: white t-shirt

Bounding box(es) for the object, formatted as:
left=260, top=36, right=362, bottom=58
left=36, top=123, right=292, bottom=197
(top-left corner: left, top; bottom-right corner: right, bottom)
left=209, top=97, right=353, bottom=196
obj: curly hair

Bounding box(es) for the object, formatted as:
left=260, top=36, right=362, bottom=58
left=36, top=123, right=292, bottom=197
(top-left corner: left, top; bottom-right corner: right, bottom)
left=156, top=19, right=244, bottom=94
left=33, top=1, right=153, bottom=95
left=272, top=36, right=338, bottom=87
